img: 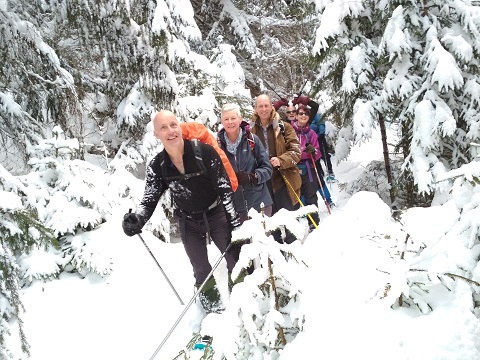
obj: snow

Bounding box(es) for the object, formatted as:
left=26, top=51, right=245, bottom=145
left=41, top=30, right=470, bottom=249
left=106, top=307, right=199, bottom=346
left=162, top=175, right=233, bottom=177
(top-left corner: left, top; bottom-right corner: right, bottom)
left=0, top=190, right=22, bottom=211
left=3, top=1, right=480, bottom=358
left=7, top=131, right=480, bottom=359
left=0, top=92, right=23, bottom=117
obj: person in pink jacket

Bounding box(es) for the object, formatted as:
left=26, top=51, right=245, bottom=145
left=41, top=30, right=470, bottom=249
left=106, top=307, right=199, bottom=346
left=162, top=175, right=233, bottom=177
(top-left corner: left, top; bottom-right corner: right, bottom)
left=291, top=104, right=322, bottom=229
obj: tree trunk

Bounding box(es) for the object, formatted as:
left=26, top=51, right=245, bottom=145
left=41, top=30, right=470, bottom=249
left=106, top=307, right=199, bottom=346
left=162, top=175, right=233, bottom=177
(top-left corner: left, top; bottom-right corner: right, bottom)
left=401, top=121, right=416, bottom=208
left=379, top=115, right=395, bottom=204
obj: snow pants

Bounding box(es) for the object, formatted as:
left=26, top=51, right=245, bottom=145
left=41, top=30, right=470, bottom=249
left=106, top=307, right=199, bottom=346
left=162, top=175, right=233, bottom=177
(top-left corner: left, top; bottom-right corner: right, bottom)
left=318, top=134, right=334, bottom=175
left=176, top=203, right=236, bottom=285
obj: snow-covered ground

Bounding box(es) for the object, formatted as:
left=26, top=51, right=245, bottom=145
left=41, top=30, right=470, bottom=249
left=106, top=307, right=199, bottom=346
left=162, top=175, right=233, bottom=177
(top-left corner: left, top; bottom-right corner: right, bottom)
left=7, top=129, right=480, bottom=359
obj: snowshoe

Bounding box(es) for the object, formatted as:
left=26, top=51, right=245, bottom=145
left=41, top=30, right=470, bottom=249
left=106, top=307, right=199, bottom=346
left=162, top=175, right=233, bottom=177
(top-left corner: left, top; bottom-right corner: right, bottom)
left=325, top=173, right=336, bottom=182
left=173, top=333, right=215, bottom=360
left=193, top=335, right=213, bottom=351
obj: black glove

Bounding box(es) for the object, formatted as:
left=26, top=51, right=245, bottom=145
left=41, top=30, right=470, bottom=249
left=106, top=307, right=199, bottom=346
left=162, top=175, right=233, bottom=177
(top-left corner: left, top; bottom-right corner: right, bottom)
left=305, top=143, right=316, bottom=155
left=293, top=96, right=309, bottom=106
left=235, top=171, right=257, bottom=186
left=122, top=212, right=144, bottom=237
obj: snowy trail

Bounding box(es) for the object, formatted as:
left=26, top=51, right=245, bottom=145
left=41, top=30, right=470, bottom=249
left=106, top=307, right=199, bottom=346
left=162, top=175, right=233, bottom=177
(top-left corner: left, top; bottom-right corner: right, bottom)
left=11, top=141, right=480, bottom=360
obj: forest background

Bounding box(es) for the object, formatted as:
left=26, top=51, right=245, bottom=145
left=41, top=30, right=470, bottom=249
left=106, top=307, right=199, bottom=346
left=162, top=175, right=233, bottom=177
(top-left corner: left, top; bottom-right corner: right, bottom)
left=1, top=0, right=480, bottom=358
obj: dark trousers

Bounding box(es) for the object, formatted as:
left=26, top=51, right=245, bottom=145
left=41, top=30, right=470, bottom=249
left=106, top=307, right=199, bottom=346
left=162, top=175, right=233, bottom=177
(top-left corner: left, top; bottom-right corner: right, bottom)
left=267, top=181, right=298, bottom=244
left=318, top=134, right=333, bottom=174
left=177, top=204, right=235, bottom=284
left=270, top=182, right=296, bottom=213
left=300, top=172, right=320, bottom=227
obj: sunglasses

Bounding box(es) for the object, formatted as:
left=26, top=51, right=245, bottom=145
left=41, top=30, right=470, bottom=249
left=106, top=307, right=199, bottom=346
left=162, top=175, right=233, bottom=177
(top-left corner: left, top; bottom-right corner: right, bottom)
left=286, top=110, right=296, bottom=114
left=297, top=112, right=308, bottom=116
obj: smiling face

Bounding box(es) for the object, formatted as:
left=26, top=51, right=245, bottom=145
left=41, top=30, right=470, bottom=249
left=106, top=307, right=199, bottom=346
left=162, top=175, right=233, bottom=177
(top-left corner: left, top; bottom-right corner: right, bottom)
left=221, top=109, right=241, bottom=141
left=286, top=105, right=297, bottom=122
left=153, top=110, right=184, bottom=151
left=255, top=94, right=273, bottom=124
left=296, top=107, right=309, bottom=127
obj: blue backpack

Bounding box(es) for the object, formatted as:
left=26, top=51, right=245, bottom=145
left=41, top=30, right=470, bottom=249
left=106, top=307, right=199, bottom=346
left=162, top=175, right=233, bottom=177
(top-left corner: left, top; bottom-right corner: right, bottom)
left=309, top=113, right=325, bottom=137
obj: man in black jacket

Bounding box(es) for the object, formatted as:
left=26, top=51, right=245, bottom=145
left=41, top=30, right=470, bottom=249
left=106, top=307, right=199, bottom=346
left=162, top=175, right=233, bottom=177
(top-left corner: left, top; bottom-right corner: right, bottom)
left=122, top=110, right=240, bottom=314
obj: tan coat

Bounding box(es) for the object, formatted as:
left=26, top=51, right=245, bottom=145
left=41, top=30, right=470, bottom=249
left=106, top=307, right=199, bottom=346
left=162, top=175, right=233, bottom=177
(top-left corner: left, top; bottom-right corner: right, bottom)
left=250, top=110, right=302, bottom=205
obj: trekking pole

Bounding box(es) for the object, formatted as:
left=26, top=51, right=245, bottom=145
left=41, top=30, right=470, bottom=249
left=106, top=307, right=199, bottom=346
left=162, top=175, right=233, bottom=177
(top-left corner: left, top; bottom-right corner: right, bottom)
left=137, top=233, right=185, bottom=305
left=309, top=154, right=332, bottom=214
left=149, top=243, right=233, bottom=360
left=276, top=168, right=318, bottom=229
left=296, top=79, right=308, bottom=96
left=263, top=79, right=285, bottom=99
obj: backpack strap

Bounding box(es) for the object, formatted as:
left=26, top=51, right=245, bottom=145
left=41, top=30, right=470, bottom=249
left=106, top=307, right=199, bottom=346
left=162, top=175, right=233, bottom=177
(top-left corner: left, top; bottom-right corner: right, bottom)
left=159, top=140, right=207, bottom=182
left=246, top=131, right=255, bottom=156
left=159, top=152, right=166, bottom=180
left=244, top=130, right=260, bottom=167
left=278, top=120, right=286, bottom=137
left=191, top=139, right=207, bottom=173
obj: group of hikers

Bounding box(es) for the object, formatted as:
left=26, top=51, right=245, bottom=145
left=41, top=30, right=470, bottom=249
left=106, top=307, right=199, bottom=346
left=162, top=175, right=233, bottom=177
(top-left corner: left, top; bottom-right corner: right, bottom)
left=122, top=93, right=336, bottom=314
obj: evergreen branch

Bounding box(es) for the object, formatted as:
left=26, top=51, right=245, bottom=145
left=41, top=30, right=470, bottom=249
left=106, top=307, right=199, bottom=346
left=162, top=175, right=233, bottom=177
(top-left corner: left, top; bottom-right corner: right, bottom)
left=444, top=273, right=480, bottom=287
left=409, top=269, right=480, bottom=287
left=267, top=258, right=287, bottom=346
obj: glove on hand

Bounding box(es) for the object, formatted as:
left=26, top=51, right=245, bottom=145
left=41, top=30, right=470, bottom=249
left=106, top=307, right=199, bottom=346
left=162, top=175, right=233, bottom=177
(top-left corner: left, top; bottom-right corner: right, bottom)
left=122, top=212, right=144, bottom=237
left=236, top=171, right=257, bottom=186
left=293, top=96, right=309, bottom=106
left=273, top=97, right=289, bottom=110
left=305, top=143, right=316, bottom=155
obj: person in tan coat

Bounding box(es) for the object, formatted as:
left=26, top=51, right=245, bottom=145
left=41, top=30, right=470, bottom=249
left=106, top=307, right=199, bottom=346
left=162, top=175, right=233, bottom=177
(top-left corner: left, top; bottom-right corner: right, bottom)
left=250, top=94, right=302, bottom=243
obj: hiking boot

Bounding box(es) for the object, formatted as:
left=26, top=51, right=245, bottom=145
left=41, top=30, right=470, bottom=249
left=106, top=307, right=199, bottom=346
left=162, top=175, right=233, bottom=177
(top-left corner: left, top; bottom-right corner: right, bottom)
left=325, top=173, right=336, bottom=182
left=196, top=277, right=225, bottom=314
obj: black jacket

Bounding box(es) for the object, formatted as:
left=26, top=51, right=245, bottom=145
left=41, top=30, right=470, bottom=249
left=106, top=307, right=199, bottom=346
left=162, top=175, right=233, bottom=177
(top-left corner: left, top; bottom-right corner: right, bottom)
left=137, top=140, right=240, bottom=228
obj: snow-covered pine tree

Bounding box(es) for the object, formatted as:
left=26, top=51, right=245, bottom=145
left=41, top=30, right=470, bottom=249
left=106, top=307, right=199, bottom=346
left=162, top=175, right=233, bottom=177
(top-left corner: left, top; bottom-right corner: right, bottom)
left=226, top=206, right=314, bottom=358
left=210, top=43, right=252, bottom=106
left=0, top=241, right=28, bottom=359
left=58, top=0, right=202, bottom=139
left=311, top=0, right=480, bottom=206
left=191, top=0, right=318, bottom=98
left=0, top=2, right=79, bottom=172
left=176, top=41, right=253, bottom=133
left=19, top=126, right=131, bottom=276
left=0, top=164, right=57, bottom=358
left=375, top=160, right=480, bottom=315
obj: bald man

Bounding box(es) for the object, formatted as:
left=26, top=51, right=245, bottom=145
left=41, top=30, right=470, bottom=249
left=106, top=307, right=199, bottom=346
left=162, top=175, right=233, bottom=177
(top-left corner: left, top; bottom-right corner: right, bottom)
left=122, top=110, right=240, bottom=314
